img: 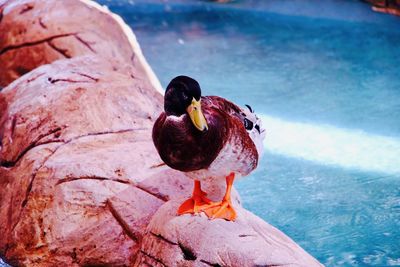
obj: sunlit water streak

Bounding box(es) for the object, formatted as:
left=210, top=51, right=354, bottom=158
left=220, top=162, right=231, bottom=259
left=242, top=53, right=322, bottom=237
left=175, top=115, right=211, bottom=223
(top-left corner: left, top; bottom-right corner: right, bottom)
left=260, top=114, right=400, bottom=175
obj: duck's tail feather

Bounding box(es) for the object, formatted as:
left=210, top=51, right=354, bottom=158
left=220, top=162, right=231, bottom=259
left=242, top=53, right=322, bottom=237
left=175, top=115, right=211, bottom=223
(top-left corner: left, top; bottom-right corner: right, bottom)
left=242, top=105, right=266, bottom=157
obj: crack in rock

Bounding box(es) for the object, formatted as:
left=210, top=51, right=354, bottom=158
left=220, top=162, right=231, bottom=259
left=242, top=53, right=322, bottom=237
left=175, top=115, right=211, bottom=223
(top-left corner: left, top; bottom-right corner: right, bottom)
left=71, top=72, right=99, bottom=82
left=135, top=184, right=169, bottom=202
left=1, top=128, right=140, bottom=168
left=148, top=232, right=207, bottom=264
left=74, top=35, right=96, bottom=53
left=56, top=176, right=131, bottom=186
left=256, top=264, right=295, bottom=267
left=1, top=126, right=64, bottom=168
left=1, top=127, right=154, bottom=263
left=19, top=3, right=34, bottom=14
left=27, top=73, right=45, bottom=83
left=47, top=77, right=91, bottom=84
left=10, top=116, right=17, bottom=138
left=84, top=128, right=143, bottom=137
left=140, top=250, right=168, bottom=267
left=38, top=17, right=47, bottom=29
left=179, top=242, right=197, bottom=261
left=0, top=33, right=77, bottom=56
left=4, top=128, right=144, bottom=248
left=10, top=143, right=63, bottom=235
left=47, top=41, right=71, bottom=58
left=0, top=1, right=10, bottom=24
left=4, top=127, right=140, bottom=237
left=106, top=200, right=139, bottom=242
left=150, top=162, right=166, bottom=169
left=7, top=194, right=14, bottom=230
left=238, top=234, right=255, bottom=238
left=150, top=232, right=178, bottom=246
left=27, top=116, right=50, bottom=134
left=200, top=260, right=223, bottom=267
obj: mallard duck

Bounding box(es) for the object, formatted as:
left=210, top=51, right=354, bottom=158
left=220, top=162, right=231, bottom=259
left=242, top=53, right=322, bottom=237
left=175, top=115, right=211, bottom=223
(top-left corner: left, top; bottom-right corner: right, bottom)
left=152, top=76, right=265, bottom=221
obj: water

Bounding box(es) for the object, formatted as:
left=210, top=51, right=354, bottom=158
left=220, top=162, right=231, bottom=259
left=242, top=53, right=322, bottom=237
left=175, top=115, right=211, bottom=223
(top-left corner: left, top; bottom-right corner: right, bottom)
left=92, top=0, right=400, bottom=266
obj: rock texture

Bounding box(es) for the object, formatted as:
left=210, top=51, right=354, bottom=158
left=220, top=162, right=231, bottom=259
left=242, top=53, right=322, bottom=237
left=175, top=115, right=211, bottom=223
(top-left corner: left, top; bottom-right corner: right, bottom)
left=364, top=0, right=400, bottom=16
left=0, top=0, right=162, bottom=91
left=0, top=56, right=162, bottom=266
left=0, top=0, right=323, bottom=266
left=137, top=201, right=320, bottom=267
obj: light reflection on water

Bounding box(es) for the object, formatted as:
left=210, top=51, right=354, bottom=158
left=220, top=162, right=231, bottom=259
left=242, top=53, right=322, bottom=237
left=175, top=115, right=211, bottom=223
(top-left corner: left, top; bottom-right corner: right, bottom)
left=260, top=114, right=400, bottom=174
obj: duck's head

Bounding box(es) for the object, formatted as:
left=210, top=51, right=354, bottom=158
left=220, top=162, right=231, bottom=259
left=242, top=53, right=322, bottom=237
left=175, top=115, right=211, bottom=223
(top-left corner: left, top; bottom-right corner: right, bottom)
left=164, top=76, right=208, bottom=131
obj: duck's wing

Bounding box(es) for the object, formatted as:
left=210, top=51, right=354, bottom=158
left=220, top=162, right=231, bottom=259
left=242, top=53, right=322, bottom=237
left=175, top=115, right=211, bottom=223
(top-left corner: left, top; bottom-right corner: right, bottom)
left=203, top=96, right=266, bottom=157
left=201, top=96, right=265, bottom=176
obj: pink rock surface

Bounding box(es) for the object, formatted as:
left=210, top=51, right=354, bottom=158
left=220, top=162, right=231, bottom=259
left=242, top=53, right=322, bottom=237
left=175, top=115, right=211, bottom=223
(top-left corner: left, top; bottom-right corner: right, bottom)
left=0, top=0, right=162, bottom=91
left=0, top=56, right=165, bottom=266
left=137, top=201, right=322, bottom=267
left=0, top=0, right=323, bottom=266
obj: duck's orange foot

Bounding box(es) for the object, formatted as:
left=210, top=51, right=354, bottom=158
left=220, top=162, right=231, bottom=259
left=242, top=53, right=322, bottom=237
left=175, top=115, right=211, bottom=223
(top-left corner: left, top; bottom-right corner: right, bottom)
left=204, top=199, right=237, bottom=221
left=177, top=189, right=214, bottom=215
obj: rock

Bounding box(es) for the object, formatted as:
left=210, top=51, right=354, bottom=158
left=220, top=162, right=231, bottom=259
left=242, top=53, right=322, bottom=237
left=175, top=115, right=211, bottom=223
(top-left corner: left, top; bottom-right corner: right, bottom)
left=0, top=0, right=323, bottom=266
left=0, top=0, right=162, bottom=91
left=137, top=201, right=322, bottom=267
left=0, top=55, right=162, bottom=166
left=0, top=55, right=164, bottom=266
left=363, top=0, right=400, bottom=16
left=364, top=0, right=400, bottom=8
left=0, top=55, right=172, bottom=266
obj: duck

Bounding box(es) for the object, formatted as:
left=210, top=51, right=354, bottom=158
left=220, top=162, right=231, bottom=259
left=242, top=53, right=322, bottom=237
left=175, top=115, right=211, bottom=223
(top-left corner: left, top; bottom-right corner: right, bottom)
left=152, top=75, right=265, bottom=221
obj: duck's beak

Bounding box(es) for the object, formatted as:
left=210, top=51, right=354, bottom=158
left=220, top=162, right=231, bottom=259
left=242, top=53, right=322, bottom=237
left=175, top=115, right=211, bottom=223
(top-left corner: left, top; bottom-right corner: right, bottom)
left=187, top=98, right=208, bottom=131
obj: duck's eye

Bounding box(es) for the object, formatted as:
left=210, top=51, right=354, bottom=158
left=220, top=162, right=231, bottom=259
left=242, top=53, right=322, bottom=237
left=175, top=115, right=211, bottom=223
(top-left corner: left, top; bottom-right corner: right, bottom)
left=244, top=118, right=253, bottom=130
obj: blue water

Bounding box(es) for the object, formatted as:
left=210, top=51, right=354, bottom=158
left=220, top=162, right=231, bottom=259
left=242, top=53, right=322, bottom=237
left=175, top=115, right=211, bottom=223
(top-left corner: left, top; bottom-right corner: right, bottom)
left=92, top=0, right=400, bottom=266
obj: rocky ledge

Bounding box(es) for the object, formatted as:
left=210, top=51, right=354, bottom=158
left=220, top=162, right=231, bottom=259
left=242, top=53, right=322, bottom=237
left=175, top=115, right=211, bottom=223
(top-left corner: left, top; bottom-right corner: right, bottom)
left=0, top=0, right=323, bottom=266
left=364, top=0, right=400, bottom=16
